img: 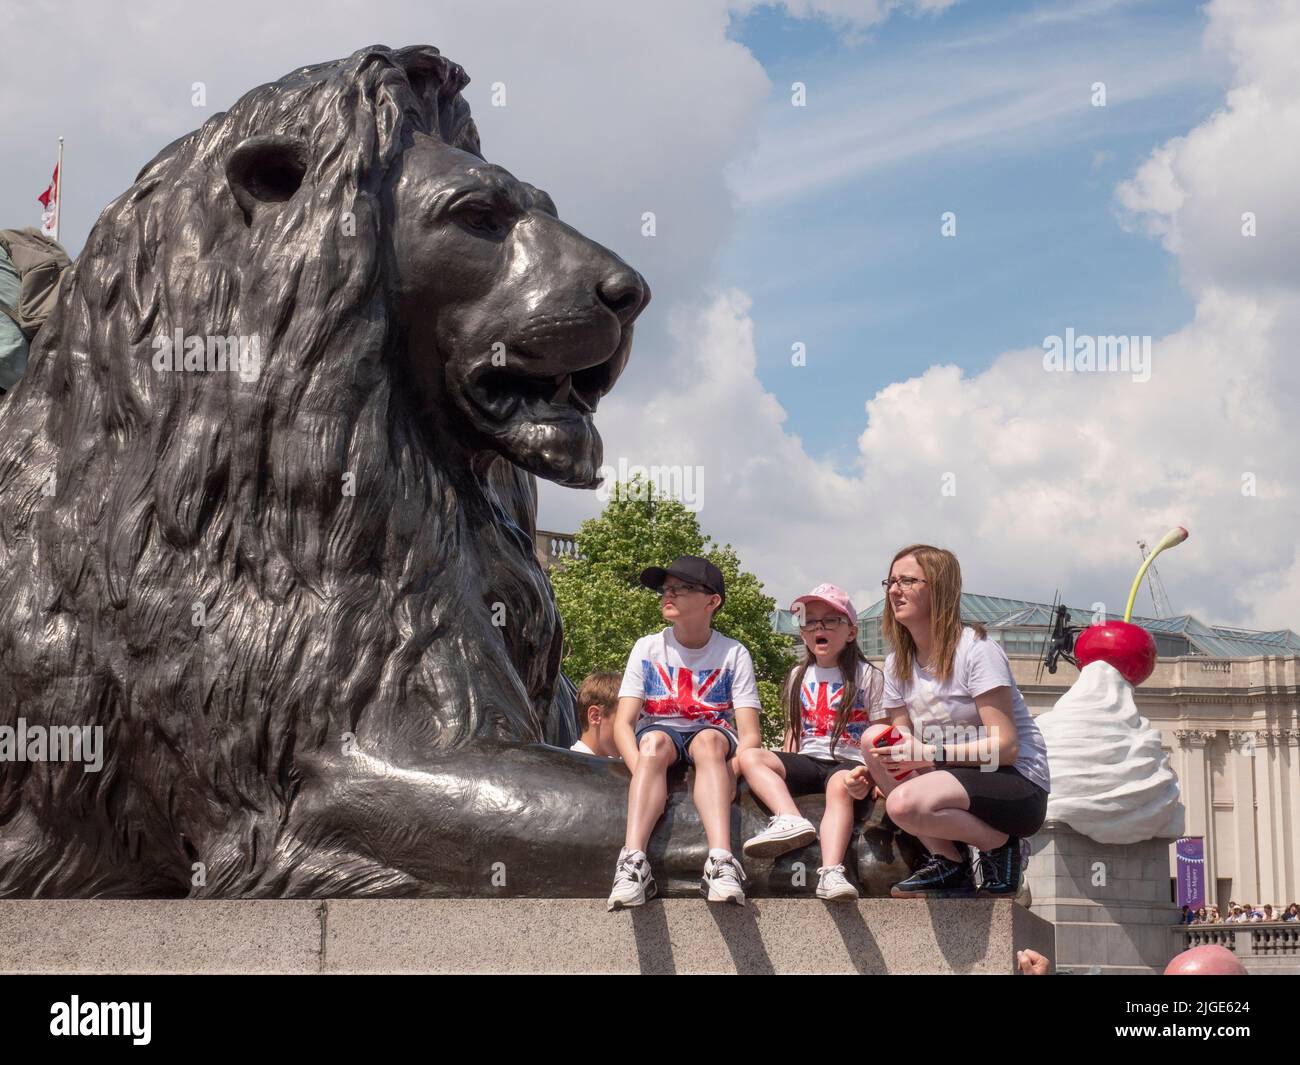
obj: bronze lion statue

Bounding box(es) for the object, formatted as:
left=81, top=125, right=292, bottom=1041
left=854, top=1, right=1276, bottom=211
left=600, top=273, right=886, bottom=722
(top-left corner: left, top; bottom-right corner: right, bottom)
left=0, top=45, right=916, bottom=898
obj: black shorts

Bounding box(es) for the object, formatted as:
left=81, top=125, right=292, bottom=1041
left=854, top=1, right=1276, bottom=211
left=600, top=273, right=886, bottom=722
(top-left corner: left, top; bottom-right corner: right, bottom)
left=773, top=752, right=863, bottom=801
left=769, top=754, right=852, bottom=795
left=944, top=766, right=1048, bottom=838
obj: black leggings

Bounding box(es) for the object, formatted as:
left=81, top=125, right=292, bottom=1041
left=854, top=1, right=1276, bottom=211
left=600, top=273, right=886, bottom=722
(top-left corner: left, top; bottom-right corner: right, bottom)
left=944, top=766, right=1048, bottom=838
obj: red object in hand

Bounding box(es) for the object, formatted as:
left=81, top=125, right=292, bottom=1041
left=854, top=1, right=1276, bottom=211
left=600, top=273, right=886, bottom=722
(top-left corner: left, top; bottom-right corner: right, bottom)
left=1074, top=621, right=1157, bottom=686
left=871, top=725, right=913, bottom=781
left=873, top=726, right=902, bottom=749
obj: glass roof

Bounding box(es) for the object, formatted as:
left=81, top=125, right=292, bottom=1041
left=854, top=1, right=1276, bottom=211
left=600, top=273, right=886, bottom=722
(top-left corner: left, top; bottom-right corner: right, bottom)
left=835, top=593, right=1300, bottom=659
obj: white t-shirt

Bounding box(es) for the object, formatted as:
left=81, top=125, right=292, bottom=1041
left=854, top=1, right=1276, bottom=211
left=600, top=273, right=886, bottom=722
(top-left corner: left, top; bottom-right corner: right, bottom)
left=883, top=627, right=1051, bottom=793
left=619, top=627, right=762, bottom=734
left=570, top=739, right=595, bottom=755
left=792, top=660, right=886, bottom=764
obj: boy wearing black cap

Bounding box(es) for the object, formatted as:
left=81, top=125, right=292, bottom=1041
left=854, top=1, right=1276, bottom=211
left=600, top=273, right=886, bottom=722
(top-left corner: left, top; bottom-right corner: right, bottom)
left=607, top=555, right=762, bottom=909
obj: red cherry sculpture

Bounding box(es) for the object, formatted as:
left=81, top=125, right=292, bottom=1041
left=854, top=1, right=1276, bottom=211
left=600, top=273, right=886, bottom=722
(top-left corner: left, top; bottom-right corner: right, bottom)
left=1074, top=622, right=1157, bottom=686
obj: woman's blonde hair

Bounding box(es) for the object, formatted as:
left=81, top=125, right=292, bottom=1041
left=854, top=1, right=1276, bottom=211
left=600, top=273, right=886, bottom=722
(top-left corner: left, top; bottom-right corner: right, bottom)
left=882, top=544, right=985, bottom=684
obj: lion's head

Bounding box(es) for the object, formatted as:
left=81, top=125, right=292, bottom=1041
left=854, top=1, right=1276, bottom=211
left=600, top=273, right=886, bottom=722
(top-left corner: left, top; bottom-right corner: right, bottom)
left=384, top=134, right=647, bottom=487
left=220, top=65, right=647, bottom=489
left=0, top=45, right=648, bottom=897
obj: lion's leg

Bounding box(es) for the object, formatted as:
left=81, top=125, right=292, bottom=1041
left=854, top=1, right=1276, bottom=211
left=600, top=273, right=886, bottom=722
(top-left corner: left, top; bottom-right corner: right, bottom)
left=266, top=742, right=914, bottom=898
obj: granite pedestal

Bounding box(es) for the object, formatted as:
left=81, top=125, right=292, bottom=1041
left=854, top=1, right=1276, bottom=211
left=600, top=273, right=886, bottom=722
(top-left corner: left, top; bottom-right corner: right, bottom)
left=0, top=897, right=1054, bottom=975
left=1026, top=821, right=1177, bottom=974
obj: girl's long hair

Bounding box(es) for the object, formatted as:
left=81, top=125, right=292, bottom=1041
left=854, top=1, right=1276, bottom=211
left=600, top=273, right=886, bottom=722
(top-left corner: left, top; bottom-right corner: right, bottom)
left=882, top=544, right=985, bottom=685
left=785, top=626, right=876, bottom=758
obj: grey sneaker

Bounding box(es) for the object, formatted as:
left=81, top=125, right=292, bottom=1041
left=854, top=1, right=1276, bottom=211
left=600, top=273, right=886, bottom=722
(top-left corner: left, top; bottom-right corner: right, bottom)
left=742, top=814, right=818, bottom=859
left=701, top=853, right=747, bottom=905
left=816, top=864, right=859, bottom=901
left=607, top=850, right=657, bottom=911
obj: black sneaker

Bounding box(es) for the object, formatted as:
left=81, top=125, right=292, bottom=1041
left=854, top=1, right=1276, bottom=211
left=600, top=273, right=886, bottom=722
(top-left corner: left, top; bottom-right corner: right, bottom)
left=890, top=845, right=975, bottom=898
left=976, top=837, right=1022, bottom=896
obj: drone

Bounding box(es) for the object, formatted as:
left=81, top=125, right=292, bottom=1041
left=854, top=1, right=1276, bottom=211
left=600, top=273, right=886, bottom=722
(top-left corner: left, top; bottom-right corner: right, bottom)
left=1036, top=590, right=1079, bottom=683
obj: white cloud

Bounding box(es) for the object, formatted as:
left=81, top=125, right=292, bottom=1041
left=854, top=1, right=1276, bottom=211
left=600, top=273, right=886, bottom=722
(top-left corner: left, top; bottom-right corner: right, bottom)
left=731, top=0, right=959, bottom=34
left=936, top=0, right=1139, bottom=51
left=1115, top=0, right=1300, bottom=298
left=729, top=24, right=1209, bottom=206
left=572, top=280, right=1297, bottom=630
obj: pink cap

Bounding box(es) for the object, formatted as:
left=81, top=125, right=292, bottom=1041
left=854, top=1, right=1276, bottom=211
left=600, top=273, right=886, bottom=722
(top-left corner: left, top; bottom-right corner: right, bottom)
left=790, top=583, right=857, bottom=624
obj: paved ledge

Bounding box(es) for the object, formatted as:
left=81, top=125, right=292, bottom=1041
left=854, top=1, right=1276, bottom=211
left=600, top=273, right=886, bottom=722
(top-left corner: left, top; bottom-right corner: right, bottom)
left=0, top=898, right=1052, bottom=974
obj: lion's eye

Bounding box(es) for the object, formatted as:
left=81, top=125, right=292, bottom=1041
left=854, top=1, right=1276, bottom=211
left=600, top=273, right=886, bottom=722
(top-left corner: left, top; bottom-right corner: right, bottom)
left=456, top=202, right=507, bottom=238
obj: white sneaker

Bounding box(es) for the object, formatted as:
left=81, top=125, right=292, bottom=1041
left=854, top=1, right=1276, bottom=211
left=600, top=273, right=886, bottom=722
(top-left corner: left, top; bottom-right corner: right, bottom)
left=702, top=853, right=747, bottom=905
left=816, top=864, right=859, bottom=901
left=607, top=850, right=657, bottom=911
left=742, top=814, right=818, bottom=859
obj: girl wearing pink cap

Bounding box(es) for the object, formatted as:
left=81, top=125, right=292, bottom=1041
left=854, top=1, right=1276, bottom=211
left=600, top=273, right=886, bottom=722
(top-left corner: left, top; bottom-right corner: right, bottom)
left=737, top=583, right=886, bottom=900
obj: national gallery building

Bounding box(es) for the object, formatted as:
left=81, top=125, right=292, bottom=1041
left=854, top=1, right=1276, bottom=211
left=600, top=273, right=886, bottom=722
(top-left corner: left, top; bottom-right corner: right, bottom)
left=773, top=594, right=1300, bottom=913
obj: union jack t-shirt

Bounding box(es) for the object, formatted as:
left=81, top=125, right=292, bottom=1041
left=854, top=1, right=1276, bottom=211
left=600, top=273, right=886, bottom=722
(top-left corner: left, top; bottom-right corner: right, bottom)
left=618, top=628, right=762, bottom=733
left=795, top=661, right=886, bottom=763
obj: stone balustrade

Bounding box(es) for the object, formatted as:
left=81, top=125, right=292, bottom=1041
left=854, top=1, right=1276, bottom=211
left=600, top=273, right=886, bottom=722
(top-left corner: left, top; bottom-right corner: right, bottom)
left=534, top=528, right=580, bottom=570
left=1171, top=922, right=1300, bottom=973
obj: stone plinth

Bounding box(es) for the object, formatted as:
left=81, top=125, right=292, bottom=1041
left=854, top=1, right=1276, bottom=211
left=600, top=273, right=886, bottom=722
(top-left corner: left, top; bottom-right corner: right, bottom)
left=1026, top=822, right=1178, bottom=974
left=0, top=898, right=1054, bottom=975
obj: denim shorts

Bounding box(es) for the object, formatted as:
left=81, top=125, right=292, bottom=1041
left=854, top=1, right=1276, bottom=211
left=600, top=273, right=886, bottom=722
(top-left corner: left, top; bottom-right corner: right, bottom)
left=635, top=722, right=738, bottom=767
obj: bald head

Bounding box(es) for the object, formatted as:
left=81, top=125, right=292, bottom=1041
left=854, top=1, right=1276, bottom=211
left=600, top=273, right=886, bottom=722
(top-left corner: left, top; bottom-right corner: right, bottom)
left=1164, top=945, right=1248, bottom=976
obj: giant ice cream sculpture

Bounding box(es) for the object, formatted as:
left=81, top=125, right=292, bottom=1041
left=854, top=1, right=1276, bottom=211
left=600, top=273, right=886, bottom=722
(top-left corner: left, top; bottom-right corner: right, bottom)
left=1036, top=527, right=1188, bottom=844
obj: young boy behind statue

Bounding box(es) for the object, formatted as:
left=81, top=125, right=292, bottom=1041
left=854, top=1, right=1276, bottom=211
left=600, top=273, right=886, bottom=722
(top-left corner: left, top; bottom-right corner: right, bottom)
left=570, top=671, right=622, bottom=758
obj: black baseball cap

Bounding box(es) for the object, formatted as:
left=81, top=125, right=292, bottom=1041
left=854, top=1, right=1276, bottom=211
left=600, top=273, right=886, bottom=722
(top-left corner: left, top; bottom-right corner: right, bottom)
left=639, top=555, right=726, bottom=607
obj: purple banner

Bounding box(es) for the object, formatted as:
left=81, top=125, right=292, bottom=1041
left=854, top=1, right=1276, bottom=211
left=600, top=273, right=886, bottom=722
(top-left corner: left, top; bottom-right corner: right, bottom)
left=1176, top=836, right=1205, bottom=909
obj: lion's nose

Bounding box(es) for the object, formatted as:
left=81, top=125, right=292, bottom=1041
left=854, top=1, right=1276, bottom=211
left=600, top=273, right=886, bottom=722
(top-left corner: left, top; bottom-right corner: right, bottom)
left=597, top=266, right=649, bottom=325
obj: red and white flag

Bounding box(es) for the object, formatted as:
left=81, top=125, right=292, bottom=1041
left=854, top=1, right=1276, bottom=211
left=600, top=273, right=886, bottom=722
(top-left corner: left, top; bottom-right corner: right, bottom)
left=38, top=162, right=60, bottom=238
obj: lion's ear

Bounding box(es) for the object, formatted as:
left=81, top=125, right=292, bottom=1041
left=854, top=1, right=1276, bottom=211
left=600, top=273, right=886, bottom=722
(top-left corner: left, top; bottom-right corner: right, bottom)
left=225, top=134, right=310, bottom=224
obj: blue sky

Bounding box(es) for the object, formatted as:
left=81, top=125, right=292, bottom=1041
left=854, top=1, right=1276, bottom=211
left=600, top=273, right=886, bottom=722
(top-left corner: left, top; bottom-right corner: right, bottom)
left=723, top=0, right=1227, bottom=468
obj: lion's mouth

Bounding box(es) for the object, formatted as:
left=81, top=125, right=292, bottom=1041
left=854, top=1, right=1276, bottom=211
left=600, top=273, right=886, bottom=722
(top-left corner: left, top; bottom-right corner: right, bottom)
left=473, top=359, right=615, bottom=422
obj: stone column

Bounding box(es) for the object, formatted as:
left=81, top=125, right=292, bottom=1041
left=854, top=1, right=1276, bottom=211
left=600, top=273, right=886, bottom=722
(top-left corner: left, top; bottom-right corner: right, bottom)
left=1284, top=729, right=1300, bottom=906
left=1176, top=729, right=1215, bottom=894
left=1259, top=728, right=1294, bottom=908
left=1253, top=733, right=1274, bottom=910
left=1227, top=730, right=1259, bottom=905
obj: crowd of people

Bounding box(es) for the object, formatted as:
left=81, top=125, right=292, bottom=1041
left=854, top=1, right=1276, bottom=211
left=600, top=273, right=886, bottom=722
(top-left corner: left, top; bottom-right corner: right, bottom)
left=1182, top=902, right=1300, bottom=924
left=566, top=544, right=1051, bottom=909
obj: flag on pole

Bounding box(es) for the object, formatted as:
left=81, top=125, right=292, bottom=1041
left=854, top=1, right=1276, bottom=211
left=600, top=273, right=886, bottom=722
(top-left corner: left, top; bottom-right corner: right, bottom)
left=38, top=161, right=60, bottom=239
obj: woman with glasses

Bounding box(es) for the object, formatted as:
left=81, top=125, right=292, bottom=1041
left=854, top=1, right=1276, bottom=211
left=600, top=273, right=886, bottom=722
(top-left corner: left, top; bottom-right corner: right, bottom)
left=861, top=544, right=1050, bottom=898
left=737, top=583, right=885, bottom=900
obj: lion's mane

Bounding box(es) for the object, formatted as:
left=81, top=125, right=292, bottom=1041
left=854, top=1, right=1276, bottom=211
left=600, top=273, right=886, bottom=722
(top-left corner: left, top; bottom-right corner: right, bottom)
left=0, top=45, right=576, bottom=897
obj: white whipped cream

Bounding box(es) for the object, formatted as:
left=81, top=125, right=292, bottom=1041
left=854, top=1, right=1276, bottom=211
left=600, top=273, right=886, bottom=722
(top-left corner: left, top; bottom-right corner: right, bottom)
left=1038, top=659, right=1185, bottom=844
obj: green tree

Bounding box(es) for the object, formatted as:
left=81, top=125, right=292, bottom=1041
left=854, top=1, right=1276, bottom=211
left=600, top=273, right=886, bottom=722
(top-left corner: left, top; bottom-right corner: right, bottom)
left=551, top=479, right=795, bottom=747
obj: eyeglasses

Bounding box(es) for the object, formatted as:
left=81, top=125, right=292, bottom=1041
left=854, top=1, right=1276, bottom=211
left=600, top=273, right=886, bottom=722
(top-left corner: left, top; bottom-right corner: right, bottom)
left=882, top=576, right=927, bottom=590
left=799, top=617, right=848, bottom=631
left=661, top=583, right=705, bottom=598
